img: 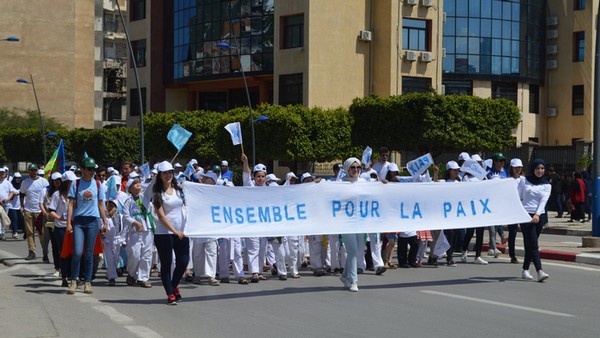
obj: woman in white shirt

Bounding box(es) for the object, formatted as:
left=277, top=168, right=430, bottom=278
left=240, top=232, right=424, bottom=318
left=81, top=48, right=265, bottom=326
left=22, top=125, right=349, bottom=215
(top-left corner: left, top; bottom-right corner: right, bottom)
left=507, top=158, right=524, bottom=263
left=152, top=161, right=189, bottom=305
left=517, top=159, right=551, bottom=282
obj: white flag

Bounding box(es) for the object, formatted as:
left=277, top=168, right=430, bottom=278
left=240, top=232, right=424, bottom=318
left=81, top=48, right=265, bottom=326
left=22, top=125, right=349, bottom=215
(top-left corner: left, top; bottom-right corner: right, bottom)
left=406, top=153, right=434, bottom=179
left=224, top=122, right=243, bottom=145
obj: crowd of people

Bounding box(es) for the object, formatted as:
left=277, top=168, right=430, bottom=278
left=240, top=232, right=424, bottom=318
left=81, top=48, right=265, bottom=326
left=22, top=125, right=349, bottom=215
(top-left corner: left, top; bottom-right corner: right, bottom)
left=0, top=148, right=591, bottom=303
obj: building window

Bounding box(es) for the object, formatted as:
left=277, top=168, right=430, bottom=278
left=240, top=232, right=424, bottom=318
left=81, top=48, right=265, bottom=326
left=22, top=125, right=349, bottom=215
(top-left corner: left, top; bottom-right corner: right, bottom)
left=279, top=73, right=303, bottom=105
left=131, top=40, right=146, bottom=68
left=402, top=77, right=431, bottom=94
left=572, top=85, right=584, bottom=115
left=130, top=87, right=147, bottom=117
left=574, top=32, right=585, bottom=62
left=402, top=19, right=430, bottom=51
left=282, top=15, right=304, bottom=49
left=492, top=82, right=518, bottom=104
left=443, top=80, right=472, bottom=95
left=529, top=84, right=539, bottom=114
left=575, top=0, right=586, bottom=10
left=131, top=0, right=146, bottom=21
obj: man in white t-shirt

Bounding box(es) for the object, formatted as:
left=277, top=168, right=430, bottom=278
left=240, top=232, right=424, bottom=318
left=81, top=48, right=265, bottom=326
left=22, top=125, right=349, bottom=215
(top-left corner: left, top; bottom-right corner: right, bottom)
left=371, top=147, right=391, bottom=181
left=19, top=164, right=49, bottom=260
left=0, top=167, right=18, bottom=240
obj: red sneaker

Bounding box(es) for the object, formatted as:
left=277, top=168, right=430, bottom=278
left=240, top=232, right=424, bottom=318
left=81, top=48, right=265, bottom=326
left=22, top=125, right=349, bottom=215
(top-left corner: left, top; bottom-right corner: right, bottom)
left=167, top=294, right=177, bottom=305
left=173, top=287, right=182, bottom=302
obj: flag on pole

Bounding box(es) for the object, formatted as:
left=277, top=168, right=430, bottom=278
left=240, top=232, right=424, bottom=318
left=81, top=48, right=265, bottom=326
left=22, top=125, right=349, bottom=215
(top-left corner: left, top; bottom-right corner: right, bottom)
left=362, top=146, right=372, bottom=168
left=139, top=162, right=151, bottom=179
left=167, top=124, right=193, bottom=152
left=105, top=175, right=118, bottom=201
left=44, top=139, right=66, bottom=176
left=224, top=122, right=243, bottom=145
left=184, top=163, right=195, bottom=179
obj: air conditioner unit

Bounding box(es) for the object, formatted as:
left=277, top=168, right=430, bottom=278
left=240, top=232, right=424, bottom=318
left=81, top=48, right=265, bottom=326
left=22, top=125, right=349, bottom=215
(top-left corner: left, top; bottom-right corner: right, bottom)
left=420, top=51, right=433, bottom=62
left=547, top=16, right=559, bottom=27
left=546, top=107, right=558, bottom=117
left=547, top=30, right=559, bottom=39
left=359, top=30, right=372, bottom=42
left=547, top=59, right=558, bottom=69
left=406, top=0, right=418, bottom=5
left=441, top=48, right=447, bottom=58
left=405, top=50, right=418, bottom=61
left=421, top=0, right=433, bottom=7
left=546, top=44, right=558, bottom=55
left=441, top=84, right=446, bottom=95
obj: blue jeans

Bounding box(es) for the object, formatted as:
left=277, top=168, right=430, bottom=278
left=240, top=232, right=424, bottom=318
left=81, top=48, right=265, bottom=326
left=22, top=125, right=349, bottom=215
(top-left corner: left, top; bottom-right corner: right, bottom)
left=70, top=216, right=99, bottom=282
left=342, top=233, right=363, bottom=283
left=8, top=208, right=24, bottom=234
left=154, top=234, right=190, bottom=296
left=54, top=227, right=71, bottom=279
left=521, top=213, right=547, bottom=272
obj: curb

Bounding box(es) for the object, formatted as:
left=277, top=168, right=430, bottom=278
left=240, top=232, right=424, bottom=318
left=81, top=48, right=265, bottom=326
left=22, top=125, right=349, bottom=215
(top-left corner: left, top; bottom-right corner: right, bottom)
left=542, top=227, right=592, bottom=237
left=481, top=244, right=599, bottom=266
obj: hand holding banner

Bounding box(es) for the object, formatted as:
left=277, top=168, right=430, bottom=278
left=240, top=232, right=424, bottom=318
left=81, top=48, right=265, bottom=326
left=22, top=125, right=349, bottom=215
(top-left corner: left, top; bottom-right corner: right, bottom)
left=406, top=153, right=434, bottom=178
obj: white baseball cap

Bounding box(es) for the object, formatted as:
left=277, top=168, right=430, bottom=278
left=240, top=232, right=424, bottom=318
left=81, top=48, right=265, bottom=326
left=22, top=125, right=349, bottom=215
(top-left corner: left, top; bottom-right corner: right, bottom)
left=189, top=159, right=198, bottom=165
left=126, top=177, right=140, bottom=190
left=13, top=172, right=22, bottom=178
left=388, top=162, right=399, bottom=172
left=286, top=172, right=298, bottom=180
left=61, top=171, right=77, bottom=182
left=446, top=160, right=460, bottom=170
left=200, top=171, right=219, bottom=184
left=266, top=173, right=281, bottom=182
left=221, top=160, right=229, bottom=166
left=301, top=172, right=315, bottom=182
left=510, top=158, right=523, bottom=167
left=458, top=152, right=471, bottom=161
left=471, top=154, right=483, bottom=162
left=51, top=172, right=62, bottom=180
left=157, top=161, right=174, bottom=172
left=174, top=163, right=183, bottom=168
left=107, top=167, right=115, bottom=173
left=253, top=163, right=267, bottom=173
left=37, top=169, right=45, bottom=176
left=129, top=172, right=140, bottom=179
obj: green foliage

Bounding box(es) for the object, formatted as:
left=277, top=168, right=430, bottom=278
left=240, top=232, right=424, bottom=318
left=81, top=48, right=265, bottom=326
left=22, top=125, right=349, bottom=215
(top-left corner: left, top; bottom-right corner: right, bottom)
left=350, top=93, right=521, bottom=155
left=0, top=107, right=64, bottom=130
left=577, top=155, right=593, bottom=171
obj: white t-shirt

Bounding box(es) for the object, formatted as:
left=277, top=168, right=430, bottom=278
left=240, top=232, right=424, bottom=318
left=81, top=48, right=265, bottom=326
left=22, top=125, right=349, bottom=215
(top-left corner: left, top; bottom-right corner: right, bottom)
left=0, top=179, right=17, bottom=205
left=372, top=161, right=390, bottom=180
left=20, top=177, right=49, bottom=213
left=154, top=189, right=185, bottom=234
left=49, top=191, right=68, bottom=228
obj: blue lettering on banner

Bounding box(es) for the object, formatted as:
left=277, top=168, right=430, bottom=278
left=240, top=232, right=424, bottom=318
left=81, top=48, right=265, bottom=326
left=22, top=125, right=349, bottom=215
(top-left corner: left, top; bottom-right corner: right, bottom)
left=443, top=199, right=492, bottom=218
left=345, top=201, right=354, bottom=217
left=332, top=200, right=381, bottom=219
left=456, top=202, right=467, bottom=217
left=273, top=206, right=282, bottom=222
left=223, top=207, right=233, bottom=223
left=213, top=204, right=309, bottom=224
left=400, top=202, right=423, bottom=219
left=211, top=206, right=221, bottom=223
left=297, top=203, right=307, bottom=220
left=258, top=206, right=271, bottom=223
left=246, top=207, right=256, bottom=223
left=284, top=205, right=295, bottom=221
left=235, top=208, right=244, bottom=224
left=332, top=201, right=342, bottom=217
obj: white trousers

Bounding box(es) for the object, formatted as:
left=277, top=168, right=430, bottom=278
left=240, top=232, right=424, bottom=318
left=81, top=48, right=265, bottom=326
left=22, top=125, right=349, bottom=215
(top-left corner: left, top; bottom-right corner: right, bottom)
left=328, top=234, right=346, bottom=270
left=270, top=238, right=287, bottom=276
left=308, top=235, right=327, bottom=270
left=127, top=230, right=153, bottom=282
left=243, top=237, right=260, bottom=274
left=102, top=237, right=121, bottom=280
left=285, top=236, right=301, bottom=275
left=192, top=238, right=218, bottom=278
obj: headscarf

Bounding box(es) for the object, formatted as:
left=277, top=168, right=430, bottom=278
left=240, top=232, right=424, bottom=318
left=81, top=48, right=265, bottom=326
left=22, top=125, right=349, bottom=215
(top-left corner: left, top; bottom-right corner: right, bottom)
left=342, top=157, right=361, bottom=183
left=526, top=158, right=548, bottom=186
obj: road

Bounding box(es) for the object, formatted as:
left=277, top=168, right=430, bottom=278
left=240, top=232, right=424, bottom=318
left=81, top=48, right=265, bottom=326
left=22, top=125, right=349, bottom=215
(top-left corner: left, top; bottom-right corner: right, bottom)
left=1, top=237, right=599, bottom=338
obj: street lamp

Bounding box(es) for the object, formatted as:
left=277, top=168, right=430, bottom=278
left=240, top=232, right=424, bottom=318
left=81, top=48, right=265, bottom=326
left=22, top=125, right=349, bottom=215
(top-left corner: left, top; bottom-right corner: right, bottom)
left=216, top=41, right=257, bottom=166
left=17, top=74, right=46, bottom=164
left=254, top=115, right=270, bottom=123
left=1, top=36, right=20, bottom=42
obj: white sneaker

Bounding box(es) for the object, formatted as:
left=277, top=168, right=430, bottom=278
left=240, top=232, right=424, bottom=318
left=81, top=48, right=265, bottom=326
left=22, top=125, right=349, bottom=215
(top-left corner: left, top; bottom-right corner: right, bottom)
left=537, top=271, right=549, bottom=282
left=349, top=282, right=358, bottom=292
left=339, top=275, right=351, bottom=288
left=474, top=257, right=488, bottom=265
left=522, top=270, right=533, bottom=280
left=494, top=249, right=501, bottom=258
left=460, top=251, right=468, bottom=263
left=52, top=270, right=60, bottom=277
left=488, top=249, right=495, bottom=256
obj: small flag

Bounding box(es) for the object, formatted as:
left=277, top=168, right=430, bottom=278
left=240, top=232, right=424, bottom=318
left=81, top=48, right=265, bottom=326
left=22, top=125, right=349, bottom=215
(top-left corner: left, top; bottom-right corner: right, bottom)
left=83, top=151, right=89, bottom=159
left=139, top=162, right=151, bottom=179
left=106, top=176, right=118, bottom=201
left=461, top=159, right=488, bottom=180
left=184, top=163, right=195, bottom=179
left=224, top=122, right=243, bottom=145
left=44, top=139, right=66, bottom=176
left=167, top=124, right=193, bottom=152
left=362, top=146, right=372, bottom=168
left=406, top=153, right=434, bottom=179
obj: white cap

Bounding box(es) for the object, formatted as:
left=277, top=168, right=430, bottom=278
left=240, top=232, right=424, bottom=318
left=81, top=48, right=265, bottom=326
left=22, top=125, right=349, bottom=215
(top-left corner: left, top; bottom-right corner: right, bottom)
left=221, top=160, right=229, bottom=166
left=112, top=169, right=120, bottom=176
left=471, top=154, right=483, bottom=162
left=151, top=168, right=158, bottom=175
left=174, top=163, right=183, bottom=168
left=113, top=175, right=122, bottom=185
left=266, top=173, right=281, bottom=182
left=301, top=172, right=315, bottom=182
left=446, top=160, right=460, bottom=170
left=51, top=172, right=62, bottom=180
left=189, top=159, right=198, bottom=165
left=458, top=152, right=471, bottom=161
left=253, top=163, right=267, bottom=173
left=61, top=171, right=77, bottom=182
left=388, top=162, right=399, bottom=172
left=195, top=167, right=205, bottom=175
left=286, top=172, right=298, bottom=180
left=126, top=177, right=140, bottom=190
left=2, top=166, right=7, bottom=171
left=37, top=169, right=45, bottom=176
left=510, top=158, right=523, bottom=167
left=13, top=172, right=22, bottom=178
left=157, top=161, right=174, bottom=172
left=107, top=167, right=115, bottom=173
left=129, top=172, right=140, bottom=179
left=200, top=171, right=218, bottom=184
left=0, top=167, right=5, bottom=172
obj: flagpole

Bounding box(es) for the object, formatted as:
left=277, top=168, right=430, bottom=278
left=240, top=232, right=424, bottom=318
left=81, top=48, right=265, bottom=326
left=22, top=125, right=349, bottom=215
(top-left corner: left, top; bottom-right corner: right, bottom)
left=171, top=151, right=181, bottom=164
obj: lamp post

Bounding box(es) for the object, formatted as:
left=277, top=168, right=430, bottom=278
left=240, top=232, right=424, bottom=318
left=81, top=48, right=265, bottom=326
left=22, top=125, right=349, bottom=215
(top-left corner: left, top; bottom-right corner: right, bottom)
left=216, top=41, right=257, bottom=166
left=17, top=74, right=46, bottom=164
left=1, top=36, right=20, bottom=42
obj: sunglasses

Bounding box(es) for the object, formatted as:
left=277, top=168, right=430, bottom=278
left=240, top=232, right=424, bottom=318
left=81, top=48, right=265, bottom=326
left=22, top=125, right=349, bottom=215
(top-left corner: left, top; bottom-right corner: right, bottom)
left=349, top=166, right=361, bottom=170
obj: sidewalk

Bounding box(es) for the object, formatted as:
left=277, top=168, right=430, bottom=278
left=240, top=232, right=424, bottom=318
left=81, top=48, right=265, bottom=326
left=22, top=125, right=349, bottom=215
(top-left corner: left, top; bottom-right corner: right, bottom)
left=491, top=210, right=600, bottom=266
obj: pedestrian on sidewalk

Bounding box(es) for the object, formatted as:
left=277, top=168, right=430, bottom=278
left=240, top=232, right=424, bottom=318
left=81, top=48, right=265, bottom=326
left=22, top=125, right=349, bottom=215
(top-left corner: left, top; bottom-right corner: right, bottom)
left=547, top=167, right=563, bottom=218
left=568, top=172, right=586, bottom=223
left=507, top=158, right=524, bottom=264
left=517, top=159, right=551, bottom=282
left=19, top=164, right=49, bottom=260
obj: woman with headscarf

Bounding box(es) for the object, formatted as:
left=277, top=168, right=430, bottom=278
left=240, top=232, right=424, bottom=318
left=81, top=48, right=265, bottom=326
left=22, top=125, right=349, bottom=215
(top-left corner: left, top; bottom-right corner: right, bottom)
left=517, top=159, right=551, bottom=282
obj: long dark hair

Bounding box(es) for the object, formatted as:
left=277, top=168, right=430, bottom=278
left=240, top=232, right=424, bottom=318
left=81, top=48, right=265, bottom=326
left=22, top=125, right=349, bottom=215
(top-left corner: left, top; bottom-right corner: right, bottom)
left=58, top=180, right=71, bottom=199
left=47, top=178, right=61, bottom=198
left=152, top=171, right=184, bottom=209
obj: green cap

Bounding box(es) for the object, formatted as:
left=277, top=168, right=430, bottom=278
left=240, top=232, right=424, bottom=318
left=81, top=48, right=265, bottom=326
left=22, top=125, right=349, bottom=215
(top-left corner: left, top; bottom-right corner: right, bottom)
left=212, top=165, right=221, bottom=172
left=492, top=152, right=506, bottom=161
left=81, top=157, right=97, bottom=168
left=27, top=164, right=38, bottom=170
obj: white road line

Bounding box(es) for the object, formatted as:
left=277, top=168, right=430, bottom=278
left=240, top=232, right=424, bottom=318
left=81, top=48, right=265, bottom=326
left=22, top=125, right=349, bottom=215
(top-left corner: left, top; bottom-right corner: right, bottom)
left=420, top=290, right=575, bottom=318
left=92, top=305, right=133, bottom=323
left=495, top=256, right=600, bottom=272
left=125, top=325, right=163, bottom=338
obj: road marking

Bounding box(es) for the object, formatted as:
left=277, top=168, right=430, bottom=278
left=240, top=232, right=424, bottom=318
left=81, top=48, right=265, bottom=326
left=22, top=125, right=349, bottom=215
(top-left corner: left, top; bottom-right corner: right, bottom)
left=93, top=305, right=133, bottom=323
left=125, top=326, right=163, bottom=338
left=496, top=257, right=600, bottom=272
left=420, top=290, right=575, bottom=318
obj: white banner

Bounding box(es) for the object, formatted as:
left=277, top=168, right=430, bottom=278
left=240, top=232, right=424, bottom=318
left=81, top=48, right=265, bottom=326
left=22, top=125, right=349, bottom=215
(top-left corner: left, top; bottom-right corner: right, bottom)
left=183, top=179, right=531, bottom=238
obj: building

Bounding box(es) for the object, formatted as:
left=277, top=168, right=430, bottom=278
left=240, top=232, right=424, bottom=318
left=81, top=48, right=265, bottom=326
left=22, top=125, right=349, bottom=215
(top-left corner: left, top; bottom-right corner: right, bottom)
left=129, top=0, right=595, bottom=146
left=0, top=0, right=127, bottom=129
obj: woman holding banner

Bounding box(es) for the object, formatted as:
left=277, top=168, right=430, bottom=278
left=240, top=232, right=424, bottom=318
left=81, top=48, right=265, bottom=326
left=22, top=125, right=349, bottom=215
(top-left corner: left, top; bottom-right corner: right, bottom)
left=338, top=157, right=368, bottom=292
left=151, top=161, right=189, bottom=305
left=518, top=159, right=551, bottom=282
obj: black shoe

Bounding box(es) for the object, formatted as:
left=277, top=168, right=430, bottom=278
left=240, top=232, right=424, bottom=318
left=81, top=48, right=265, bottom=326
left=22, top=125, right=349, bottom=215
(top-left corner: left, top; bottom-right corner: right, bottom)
left=278, top=275, right=288, bottom=281
left=43, top=256, right=50, bottom=264
left=399, top=263, right=410, bottom=268
left=220, top=277, right=230, bottom=284
left=61, top=279, right=69, bottom=287
left=25, top=251, right=36, bottom=261
left=126, top=275, right=135, bottom=286
left=271, top=266, right=278, bottom=276
left=314, top=269, right=324, bottom=277
left=357, top=268, right=364, bottom=274
left=555, top=215, right=562, bottom=218
left=510, top=257, right=519, bottom=264
left=301, top=262, right=308, bottom=268
left=108, top=278, right=116, bottom=286
left=375, top=266, right=387, bottom=275
left=251, top=274, right=260, bottom=283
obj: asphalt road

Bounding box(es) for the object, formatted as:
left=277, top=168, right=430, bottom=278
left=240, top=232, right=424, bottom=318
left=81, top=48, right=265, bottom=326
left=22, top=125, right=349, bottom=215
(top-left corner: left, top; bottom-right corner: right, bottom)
left=1, top=238, right=599, bottom=338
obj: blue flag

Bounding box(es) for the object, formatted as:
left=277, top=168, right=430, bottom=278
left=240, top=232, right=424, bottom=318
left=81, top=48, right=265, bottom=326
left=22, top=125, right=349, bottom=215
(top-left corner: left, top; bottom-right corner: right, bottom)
left=139, top=162, right=151, bottom=179
left=167, top=124, right=193, bottom=152
left=224, top=122, right=243, bottom=145
left=106, top=176, right=118, bottom=201
left=83, top=151, right=89, bottom=159
left=184, top=163, right=195, bottom=179
left=362, top=146, right=372, bottom=168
